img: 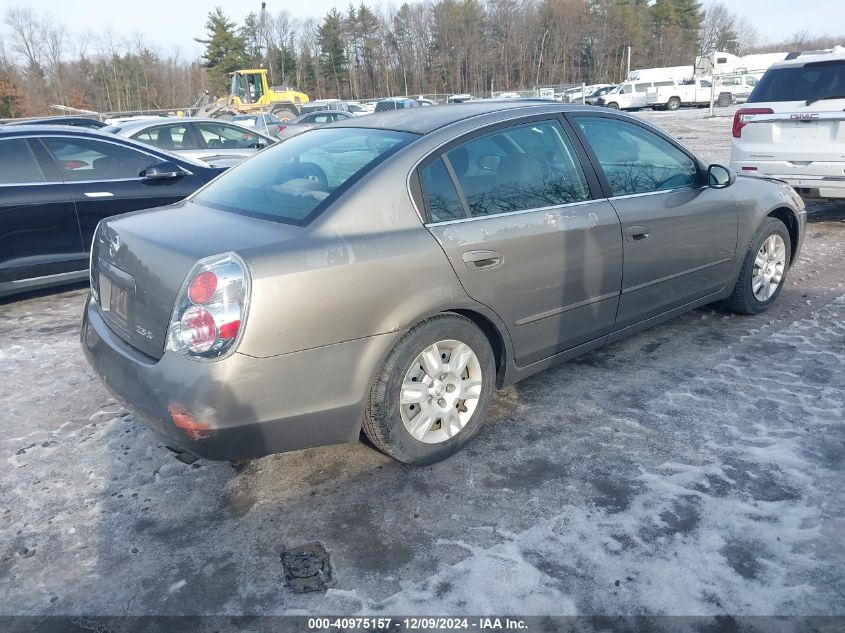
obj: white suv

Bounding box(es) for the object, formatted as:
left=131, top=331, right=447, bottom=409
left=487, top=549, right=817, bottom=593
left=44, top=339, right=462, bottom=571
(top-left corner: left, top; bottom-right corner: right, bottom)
left=730, top=46, right=845, bottom=199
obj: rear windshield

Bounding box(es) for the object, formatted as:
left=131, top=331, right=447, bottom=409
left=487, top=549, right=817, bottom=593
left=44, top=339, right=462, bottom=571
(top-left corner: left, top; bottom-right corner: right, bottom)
left=748, top=60, right=845, bottom=103
left=192, top=127, right=416, bottom=225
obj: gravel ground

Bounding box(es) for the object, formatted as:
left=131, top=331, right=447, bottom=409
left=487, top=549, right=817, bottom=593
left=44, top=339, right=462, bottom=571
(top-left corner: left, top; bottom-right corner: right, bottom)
left=1, top=107, right=843, bottom=620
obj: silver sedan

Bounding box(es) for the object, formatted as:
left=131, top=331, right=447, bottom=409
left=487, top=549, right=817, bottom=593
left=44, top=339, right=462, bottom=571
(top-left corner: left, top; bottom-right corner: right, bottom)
left=103, top=118, right=275, bottom=164
left=82, top=103, right=805, bottom=466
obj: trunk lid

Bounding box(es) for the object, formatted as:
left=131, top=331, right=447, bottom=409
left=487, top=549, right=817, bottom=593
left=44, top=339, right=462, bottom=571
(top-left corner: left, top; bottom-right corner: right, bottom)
left=91, top=200, right=305, bottom=359
left=741, top=102, right=845, bottom=161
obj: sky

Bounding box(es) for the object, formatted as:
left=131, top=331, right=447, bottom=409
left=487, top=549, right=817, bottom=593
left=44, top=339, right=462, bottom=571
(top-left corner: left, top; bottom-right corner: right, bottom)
left=1, top=0, right=843, bottom=61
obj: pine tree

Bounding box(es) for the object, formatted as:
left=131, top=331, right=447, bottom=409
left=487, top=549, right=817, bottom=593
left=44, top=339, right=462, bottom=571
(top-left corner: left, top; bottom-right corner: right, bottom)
left=317, top=9, right=348, bottom=97
left=195, top=8, right=249, bottom=93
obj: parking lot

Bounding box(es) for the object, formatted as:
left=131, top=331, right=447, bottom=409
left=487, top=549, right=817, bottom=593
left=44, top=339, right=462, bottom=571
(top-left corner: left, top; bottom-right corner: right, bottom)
left=1, top=107, right=844, bottom=618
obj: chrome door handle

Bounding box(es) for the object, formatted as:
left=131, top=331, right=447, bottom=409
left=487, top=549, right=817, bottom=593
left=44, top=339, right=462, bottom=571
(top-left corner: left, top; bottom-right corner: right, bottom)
left=462, top=250, right=503, bottom=270
left=84, top=192, right=114, bottom=198
left=624, top=225, right=650, bottom=242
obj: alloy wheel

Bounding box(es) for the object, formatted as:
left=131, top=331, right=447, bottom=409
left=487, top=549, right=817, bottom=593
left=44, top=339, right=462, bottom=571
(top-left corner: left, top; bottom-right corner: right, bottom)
left=752, top=234, right=786, bottom=301
left=398, top=339, right=482, bottom=444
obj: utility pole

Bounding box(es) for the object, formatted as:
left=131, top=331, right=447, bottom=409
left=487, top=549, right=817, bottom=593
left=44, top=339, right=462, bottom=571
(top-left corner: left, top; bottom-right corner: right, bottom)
left=627, top=46, right=631, bottom=79
left=261, top=2, right=275, bottom=86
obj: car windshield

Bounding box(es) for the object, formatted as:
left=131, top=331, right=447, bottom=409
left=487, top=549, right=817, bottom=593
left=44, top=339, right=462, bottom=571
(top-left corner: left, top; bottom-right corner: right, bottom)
left=192, top=128, right=416, bottom=225
left=748, top=60, right=845, bottom=103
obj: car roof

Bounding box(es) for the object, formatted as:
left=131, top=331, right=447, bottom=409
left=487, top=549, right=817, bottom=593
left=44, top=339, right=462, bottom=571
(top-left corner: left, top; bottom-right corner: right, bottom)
left=0, top=124, right=113, bottom=138
left=108, top=117, right=275, bottom=137
left=327, top=101, right=588, bottom=135
left=768, top=46, right=845, bottom=69
left=0, top=124, right=210, bottom=166
left=2, top=116, right=104, bottom=126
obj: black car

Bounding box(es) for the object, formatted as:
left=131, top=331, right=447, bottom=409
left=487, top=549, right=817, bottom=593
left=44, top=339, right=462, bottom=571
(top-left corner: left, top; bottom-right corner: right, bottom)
left=3, top=116, right=107, bottom=129
left=0, top=126, right=226, bottom=297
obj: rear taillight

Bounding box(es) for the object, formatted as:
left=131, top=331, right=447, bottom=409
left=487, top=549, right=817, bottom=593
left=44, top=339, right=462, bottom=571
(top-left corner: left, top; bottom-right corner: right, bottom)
left=732, top=108, right=773, bottom=138
left=166, top=253, right=250, bottom=359
left=278, top=125, right=286, bottom=133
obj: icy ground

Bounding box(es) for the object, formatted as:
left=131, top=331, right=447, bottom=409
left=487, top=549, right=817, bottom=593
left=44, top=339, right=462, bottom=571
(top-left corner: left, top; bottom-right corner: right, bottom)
left=1, top=107, right=843, bottom=618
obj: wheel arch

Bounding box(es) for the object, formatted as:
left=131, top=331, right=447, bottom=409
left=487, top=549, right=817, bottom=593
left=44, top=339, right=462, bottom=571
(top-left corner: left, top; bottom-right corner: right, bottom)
left=766, top=206, right=800, bottom=263
left=446, top=308, right=510, bottom=387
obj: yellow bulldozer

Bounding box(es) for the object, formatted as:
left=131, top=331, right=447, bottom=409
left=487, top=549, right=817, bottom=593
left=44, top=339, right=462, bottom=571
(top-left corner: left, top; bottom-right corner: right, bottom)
left=196, top=69, right=310, bottom=121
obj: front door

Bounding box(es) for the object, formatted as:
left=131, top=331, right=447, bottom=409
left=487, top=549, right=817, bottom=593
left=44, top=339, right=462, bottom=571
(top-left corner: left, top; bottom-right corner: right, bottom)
left=420, top=118, right=623, bottom=367
left=37, top=136, right=194, bottom=251
left=569, top=113, right=738, bottom=328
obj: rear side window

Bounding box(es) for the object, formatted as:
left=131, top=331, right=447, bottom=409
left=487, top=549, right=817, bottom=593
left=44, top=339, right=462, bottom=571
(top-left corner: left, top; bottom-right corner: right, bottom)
left=132, top=124, right=193, bottom=150
left=192, top=128, right=415, bottom=225
left=575, top=117, right=698, bottom=196
left=0, top=138, right=45, bottom=184
left=420, top=158, right=465, bottom=222
left=442, top=120, right=590, bottom=218
left=748, top=60, right=845, bottom=103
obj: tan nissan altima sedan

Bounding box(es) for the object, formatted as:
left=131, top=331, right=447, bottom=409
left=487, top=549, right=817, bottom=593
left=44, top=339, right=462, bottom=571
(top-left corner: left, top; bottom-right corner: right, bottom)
left=82, top=102, right=805, bottom=465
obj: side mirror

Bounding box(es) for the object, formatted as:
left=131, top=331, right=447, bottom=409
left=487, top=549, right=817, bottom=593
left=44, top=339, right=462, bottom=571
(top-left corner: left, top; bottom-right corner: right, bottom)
left=142, top=162, right=190, bottom=180
left=708, top=164, right=736, bottom=189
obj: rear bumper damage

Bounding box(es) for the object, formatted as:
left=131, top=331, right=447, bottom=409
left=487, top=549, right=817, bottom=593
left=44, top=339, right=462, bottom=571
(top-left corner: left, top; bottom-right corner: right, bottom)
left=81, top=297, right=397, bottom=461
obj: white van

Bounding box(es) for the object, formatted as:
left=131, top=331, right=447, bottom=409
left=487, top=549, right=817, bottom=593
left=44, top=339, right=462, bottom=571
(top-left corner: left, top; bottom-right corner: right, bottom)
left=596, top=79, right=676, bottom=110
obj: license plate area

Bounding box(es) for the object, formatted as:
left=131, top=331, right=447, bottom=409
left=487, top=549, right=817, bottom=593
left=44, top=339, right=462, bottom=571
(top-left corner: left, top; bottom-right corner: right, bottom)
left=99, top=274, right=129, bottom=323
left=97, top=258, right=135, bottom=332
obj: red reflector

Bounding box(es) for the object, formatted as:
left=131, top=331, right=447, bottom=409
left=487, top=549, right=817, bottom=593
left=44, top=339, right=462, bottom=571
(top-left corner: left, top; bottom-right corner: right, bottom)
left=188, top=271, right=217, bottom=304
left=218, top=319, right=240, bottom=339
left=278, top=125, right=286, bottom=132
left=742, top=166, right=758, bottom=171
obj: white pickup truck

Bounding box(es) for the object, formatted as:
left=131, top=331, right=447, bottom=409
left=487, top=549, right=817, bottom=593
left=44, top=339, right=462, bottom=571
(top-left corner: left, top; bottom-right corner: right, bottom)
left=646, top=77, right=735, bottom=110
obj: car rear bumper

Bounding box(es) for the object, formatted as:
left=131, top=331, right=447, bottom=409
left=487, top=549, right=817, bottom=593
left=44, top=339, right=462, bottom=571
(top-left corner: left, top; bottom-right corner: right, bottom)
left=81, top=297, right=398, bottom=461
left=730, top=159, right=845, bottom=199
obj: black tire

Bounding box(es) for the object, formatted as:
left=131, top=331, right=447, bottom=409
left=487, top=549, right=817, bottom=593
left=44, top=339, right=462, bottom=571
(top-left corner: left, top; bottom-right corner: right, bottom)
left=362, top=313, right=495, bottom=465
left=667, top=97, right=681, bottom=111
left=605, top=102, right=619, bottom=110
left=724, top=217, right=791, bottom=315
left=270, top=104, right=298, bottom=121
left=717, top=93, right=733, bottom=107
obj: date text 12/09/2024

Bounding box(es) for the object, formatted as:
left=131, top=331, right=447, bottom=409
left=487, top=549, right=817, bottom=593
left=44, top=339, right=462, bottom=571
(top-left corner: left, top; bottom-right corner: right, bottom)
left=307, top=617, right=529, bottom=630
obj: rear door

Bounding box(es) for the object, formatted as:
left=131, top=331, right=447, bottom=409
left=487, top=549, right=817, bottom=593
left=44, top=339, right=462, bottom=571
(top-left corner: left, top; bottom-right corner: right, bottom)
left=129, top=122, right=199, bottom=155
left=0, top=137, right=84, bottom=283
left=420, top=117, right=623, bottom=367
left=569, top=113, right=738, bottom=328
left=38, top=135, right=199, bottom=252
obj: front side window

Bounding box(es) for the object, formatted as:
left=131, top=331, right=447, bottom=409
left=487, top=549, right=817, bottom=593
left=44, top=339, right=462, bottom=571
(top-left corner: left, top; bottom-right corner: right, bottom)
left=132, top=124, right=193, bottom=151
left=621, top=85, right=632, bottom=94
left=192, top=128, right=415, bottom=225
left=42, top=137, right=159, bottom=181
left=442, top=120, right=590, bottom=218
left=195, top=123, right=265, bottom=149
left=0, top=138, right=45, bottom=184
left=575, top=117, right=698, bottom=196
